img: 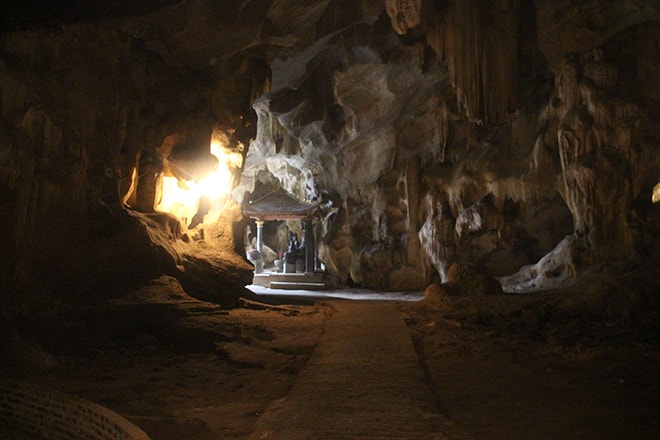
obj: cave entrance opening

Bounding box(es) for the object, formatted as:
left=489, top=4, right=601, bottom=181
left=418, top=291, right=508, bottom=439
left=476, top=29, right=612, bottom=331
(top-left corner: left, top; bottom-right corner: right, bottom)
left=155, top=138, right=241, bottom=228
left=242, top=191, right=328, bottom=290
left=123, top=132, right=244, bottom=229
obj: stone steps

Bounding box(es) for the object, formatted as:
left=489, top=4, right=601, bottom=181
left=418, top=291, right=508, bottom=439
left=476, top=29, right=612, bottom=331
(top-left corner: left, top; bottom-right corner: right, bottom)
left=269, top=281, right=328, bottom=291
left=252, top=272, right=329, bottom=290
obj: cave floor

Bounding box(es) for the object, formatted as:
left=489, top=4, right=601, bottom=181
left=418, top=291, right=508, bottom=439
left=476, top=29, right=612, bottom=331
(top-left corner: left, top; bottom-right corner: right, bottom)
left=4, top=287, right=659, bottom=439
left=247, top=300, right=470, bottom=440
left=401, top=294, right=660, bottom=440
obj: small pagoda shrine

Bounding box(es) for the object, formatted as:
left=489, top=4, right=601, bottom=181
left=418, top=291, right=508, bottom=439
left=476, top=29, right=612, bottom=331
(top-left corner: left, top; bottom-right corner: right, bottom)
left=242, top=191, right=327, bottom=290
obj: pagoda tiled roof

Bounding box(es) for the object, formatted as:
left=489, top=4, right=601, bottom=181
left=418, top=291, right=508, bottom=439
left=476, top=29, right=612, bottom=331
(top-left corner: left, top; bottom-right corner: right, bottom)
left=242, top=191, right=319, bottom=220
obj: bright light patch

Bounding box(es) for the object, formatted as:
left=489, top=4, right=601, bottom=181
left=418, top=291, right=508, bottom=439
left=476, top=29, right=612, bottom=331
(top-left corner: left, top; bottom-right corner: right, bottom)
left=653, top=182, right=660, bottom=204
left=158, top=176, right=200, bottom=224
left=156, top=139, right=244, bottom=226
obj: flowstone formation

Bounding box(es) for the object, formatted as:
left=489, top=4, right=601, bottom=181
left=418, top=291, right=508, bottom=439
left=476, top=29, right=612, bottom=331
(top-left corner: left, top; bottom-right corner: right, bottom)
left=237, top=0, right=660, bottom=291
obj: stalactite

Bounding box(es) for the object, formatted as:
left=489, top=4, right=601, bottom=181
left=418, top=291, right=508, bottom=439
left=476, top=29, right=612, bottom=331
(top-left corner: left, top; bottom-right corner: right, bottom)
left=435, top=101, right=448, bottom=162
left=557, top=56, right=582, bottom=112
left=446, top=175, right=480, bottom=216
left=439, top=0, right=520, bottom=125
left=404, top=157, right=422, bottom=268
left=419, top=191, right=455, bottom=282
left=486, top=177, right=528, bottom=204
left=583, top=49, right=618, bottom=88
left=384, top=0, right=423, bottom=35
left=385, top=0, right=520, bottom=124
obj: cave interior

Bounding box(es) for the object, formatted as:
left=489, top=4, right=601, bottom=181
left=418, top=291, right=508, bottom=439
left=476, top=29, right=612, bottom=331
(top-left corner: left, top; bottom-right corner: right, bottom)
left=0, top=0, right=659, bottom=439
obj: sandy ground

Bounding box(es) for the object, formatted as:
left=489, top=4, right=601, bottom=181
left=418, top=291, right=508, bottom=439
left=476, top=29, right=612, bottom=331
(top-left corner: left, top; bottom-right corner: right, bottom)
left=2, top=275, right=659, bottom=439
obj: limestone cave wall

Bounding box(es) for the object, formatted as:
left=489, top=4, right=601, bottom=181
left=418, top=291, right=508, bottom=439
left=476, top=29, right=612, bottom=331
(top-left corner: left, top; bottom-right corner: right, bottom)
left=236, top=0, right=660, bottom=290
left=0, top=0, right=659, bottom=316
left=0, top=1, right=264, bottom=316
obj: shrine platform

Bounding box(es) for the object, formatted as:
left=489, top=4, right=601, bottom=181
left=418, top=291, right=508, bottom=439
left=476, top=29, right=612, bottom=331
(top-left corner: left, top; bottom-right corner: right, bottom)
left=252, top=271, right=328, bottom=290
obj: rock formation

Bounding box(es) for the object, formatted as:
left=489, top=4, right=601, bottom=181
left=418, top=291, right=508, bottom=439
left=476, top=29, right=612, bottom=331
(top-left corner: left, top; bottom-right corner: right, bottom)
left=237, top=0, right=660, bottom=291
left=0, top=0, right=658, bottom=320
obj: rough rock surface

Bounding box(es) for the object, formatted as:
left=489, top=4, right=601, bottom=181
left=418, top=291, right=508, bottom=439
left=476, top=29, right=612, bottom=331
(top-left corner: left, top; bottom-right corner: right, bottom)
left=1, top=0, right=659, bottom=308
left=235, top=0, right=660, bottom=291
left=0, top=2, right=658, bottom=438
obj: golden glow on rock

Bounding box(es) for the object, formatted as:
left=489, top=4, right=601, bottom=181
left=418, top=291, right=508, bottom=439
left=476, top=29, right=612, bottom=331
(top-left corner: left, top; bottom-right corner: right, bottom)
left=156, top=139, right=244, bottom=226
left=157, top=176, right=200, bottom=225
left=653, top=182, right=660, bottom=204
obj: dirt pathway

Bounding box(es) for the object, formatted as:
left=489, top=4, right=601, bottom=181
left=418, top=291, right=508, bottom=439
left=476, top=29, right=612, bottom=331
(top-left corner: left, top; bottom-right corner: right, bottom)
left=248, top=300, right=472, bottom=439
